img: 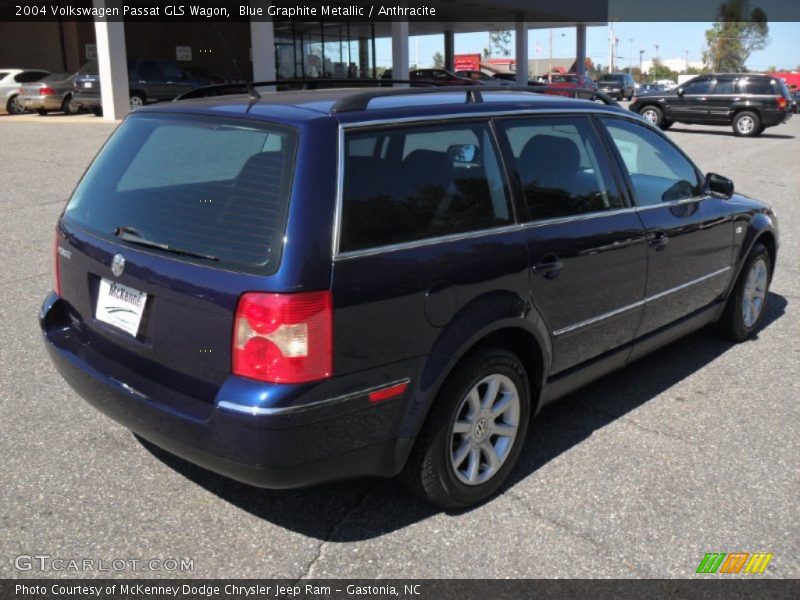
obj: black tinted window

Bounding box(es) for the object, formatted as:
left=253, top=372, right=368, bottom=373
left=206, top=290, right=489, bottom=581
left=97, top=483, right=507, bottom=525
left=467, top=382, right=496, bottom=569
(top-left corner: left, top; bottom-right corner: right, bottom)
left=712, top=79, right=735, bottom=94
left=601, top=118, right=703, bottom=206
left=683, top=80, right=711, bottom=94
left=161, top=62, right=185, bottom=80
left=137, top=61, right=164, bottom=80
left=15, top=71, right=48, bottom=83
left=64, top=114, right=297, bottom=272
left=742, top=78, right=776, bottom=95
left=501, top=116, right=626, bottom=221
left=341, top=122, right=513, bottom=253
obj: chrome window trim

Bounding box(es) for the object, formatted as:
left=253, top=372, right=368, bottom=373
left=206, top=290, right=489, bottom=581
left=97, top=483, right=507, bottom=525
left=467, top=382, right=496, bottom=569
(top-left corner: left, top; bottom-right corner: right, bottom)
left=335, top=224, right=524, bottom=261
left=552, top=266, right=732, bottom=336
left=217, top=378, right=412, bottom=416
left=331, top=107, right=709, bottom=261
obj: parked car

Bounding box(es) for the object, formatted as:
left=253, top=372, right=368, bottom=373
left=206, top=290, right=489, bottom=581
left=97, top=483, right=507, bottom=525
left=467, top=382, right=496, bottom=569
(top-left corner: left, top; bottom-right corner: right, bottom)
left=491, top=73, right=546, bottom=86
left=0, top=68, right=50, bottom=114
left=636, top=83, right=666, bottom=95
left=597, top=73, right=636, bottom=100
left=409, top=68, right=478, bottom=86
left=545, top=73, right=598, bottom=98
left=18, top=73, right=80, bottom=115
left=73, top=60, right=218, bottom=115
left=454, top=69, right=504, bottom=84
left=630, top=73, right=793, bottom=136
left=42, top=86, right=778, bottom=508
left=791, top=90, right=800, bottom=114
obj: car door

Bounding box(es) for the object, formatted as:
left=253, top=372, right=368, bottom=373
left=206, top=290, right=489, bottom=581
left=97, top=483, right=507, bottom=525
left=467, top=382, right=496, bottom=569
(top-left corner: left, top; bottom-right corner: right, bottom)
left=598, top=116, right=735, bottom=336
left=496, top=115, right=648, bottom=374
left=133, top=61, right=168, bottom=100
left=705, top=76, right=738, bottom=123
left=160, top=62, right=194, bottom=99
left=669, top=78, right=712, bottom=121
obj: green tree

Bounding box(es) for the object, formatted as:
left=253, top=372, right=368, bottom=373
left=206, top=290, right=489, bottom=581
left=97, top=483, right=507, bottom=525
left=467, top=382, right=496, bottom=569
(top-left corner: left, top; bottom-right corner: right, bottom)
left=703, top=0, right=769, bottom=72
left=433, top=51, right=444, bottom=68
left=649, top=58, right=678, bottom=81
left=488, top=28, right=513, bottom=58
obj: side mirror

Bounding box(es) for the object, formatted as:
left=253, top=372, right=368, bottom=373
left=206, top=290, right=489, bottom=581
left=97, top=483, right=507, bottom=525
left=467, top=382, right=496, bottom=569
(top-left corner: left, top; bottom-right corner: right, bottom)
left=707, top=173, right=734, bottom=199
left=676, top=88, right=684, bottom=96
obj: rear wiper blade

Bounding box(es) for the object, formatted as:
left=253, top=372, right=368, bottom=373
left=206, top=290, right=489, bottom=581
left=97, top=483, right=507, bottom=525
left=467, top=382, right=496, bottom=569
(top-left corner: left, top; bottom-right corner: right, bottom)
left=115, top=226, right=218, bottom=261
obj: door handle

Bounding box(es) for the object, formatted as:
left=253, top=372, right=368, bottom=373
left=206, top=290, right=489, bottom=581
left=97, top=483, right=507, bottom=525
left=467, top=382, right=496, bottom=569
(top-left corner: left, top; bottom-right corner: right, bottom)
left=532, top=255, right=564, bottom=279
left=648, top=231, right=669, bottom=251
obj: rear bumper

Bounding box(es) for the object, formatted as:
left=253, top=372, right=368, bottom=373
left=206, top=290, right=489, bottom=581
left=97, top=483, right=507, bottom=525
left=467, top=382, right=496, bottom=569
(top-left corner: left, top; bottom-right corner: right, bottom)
left=40, top=293, right=416, bottom=488
left=72, top=92, right=102, bottom=109
left=20, top=95, right=63, bottom=110
left=760, top=109, right=792, bottom=127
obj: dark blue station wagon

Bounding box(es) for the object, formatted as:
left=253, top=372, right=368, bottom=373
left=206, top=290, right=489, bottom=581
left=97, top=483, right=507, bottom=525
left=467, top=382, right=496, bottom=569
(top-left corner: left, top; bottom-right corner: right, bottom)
left=41, top=87, right=778, bottom=508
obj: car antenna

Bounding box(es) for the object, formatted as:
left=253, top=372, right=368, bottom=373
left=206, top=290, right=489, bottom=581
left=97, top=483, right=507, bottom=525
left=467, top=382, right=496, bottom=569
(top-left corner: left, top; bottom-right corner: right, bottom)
left=212, top=23, right=259, bottom=111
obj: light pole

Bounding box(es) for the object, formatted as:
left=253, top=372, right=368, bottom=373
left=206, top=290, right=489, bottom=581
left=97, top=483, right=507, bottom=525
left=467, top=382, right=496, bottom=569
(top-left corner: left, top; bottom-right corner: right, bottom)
left=684, top=49, right=689, bottom=72
left=629, top=38, right=634, bottom=71
left=639, top=49, right=645, bottom=81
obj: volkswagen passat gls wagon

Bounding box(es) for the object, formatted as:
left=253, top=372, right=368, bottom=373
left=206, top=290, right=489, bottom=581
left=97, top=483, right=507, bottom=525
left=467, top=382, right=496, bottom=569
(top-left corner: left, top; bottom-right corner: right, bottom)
left=41, top=86, right=778, bottom=508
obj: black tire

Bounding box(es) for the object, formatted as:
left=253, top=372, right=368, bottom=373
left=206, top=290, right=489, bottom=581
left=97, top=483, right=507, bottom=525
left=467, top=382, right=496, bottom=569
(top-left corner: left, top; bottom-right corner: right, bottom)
left=6, top=94, right=24, bottom=115
left=36, top=109, right=48, bottom=116
left=732, top=111, right=761, bottom=137
left=61, top=95, right=76, bottom=115
left=660, top=119, right=674, bottom=131
left=129, top=93, right=145, bottom=110
left=639, top=105, right=664, bottom=128
left=92, top=107, right=103, bottom=117
left=401, top=348, right=531, bottom=509
left=715, top=243, right=771, bottom=341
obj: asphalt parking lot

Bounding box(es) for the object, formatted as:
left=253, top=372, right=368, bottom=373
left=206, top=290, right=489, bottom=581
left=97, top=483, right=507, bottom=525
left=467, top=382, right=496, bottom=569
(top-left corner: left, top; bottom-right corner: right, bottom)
left=1, top=107, right=798, bottom=579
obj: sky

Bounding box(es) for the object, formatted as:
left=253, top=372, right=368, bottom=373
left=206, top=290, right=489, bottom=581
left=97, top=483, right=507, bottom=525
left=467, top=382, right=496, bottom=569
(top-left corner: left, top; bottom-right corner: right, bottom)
left=375, top=22, right=800, bottom=72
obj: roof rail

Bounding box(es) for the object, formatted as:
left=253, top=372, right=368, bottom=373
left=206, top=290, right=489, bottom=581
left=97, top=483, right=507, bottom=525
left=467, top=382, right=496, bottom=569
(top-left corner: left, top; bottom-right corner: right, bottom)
left=329, top=85, right=619, bottom=113
left=173, top=79, right=435, bottom=101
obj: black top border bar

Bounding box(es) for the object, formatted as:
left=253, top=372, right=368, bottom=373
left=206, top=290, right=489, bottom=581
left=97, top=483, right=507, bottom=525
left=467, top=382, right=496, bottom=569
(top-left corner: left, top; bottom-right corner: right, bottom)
left=3, top=0, right=800, bottom=22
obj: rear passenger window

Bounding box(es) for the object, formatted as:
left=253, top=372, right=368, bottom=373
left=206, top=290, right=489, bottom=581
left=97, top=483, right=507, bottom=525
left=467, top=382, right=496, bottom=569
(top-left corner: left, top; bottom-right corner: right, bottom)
left=712, top=79, right=735, bottom=94
left=741, top=78, right=776, bottom=95
left=500, top=116, right=626, bottom=221
left=601, top=118, right=703, bottom=206
left=340, top=122, right=513, bottom=253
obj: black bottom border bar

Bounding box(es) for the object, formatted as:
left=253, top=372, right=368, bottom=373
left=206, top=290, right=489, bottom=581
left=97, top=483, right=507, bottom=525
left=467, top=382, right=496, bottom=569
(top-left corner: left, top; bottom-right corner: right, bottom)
left=4, top=579, right=800, bottom=600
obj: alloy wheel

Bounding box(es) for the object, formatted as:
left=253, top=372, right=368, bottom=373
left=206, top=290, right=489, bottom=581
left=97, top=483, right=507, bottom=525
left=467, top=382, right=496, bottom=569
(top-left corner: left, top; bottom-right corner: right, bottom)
left=742, top=257, right=768, bottom=328
left=449, top=374, right=520, bottom=486
left=641, top=108, right=659, bottom=125
left=737, top=115, right=755, bottom=135
left=130, top=95, right=144, bottom=110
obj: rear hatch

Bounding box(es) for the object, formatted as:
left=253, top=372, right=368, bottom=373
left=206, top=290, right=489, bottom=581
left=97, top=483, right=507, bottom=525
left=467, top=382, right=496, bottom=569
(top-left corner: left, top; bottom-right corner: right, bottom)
left=56, top=111, right=298, bottom=407
left=74, top=62, right=100, bottom=94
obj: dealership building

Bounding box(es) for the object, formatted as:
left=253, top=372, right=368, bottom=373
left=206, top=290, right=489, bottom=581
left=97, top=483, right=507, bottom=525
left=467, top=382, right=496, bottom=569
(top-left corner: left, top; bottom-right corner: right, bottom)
left=3, top=0, right=609, bottom=120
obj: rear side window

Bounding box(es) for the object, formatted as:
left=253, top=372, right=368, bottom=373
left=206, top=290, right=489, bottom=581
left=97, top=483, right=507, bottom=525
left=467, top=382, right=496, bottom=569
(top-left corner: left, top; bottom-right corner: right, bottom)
left=712, top=79, right=735, bottom=94
left=601, top=118, right=703, bottom=206
left=742, top=78, right=776, bottom=95
left=63, top=114, right=298, bottom=272
left=14, top=71, right=48, bottom=83
left=500, top=116, right=626, bottom=221
left=340, top=121, right=513, bottom=253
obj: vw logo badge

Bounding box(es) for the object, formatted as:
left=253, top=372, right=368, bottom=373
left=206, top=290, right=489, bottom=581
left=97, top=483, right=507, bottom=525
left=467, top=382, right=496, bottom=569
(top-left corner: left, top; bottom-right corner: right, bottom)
left=111, top=254, right=125, bottom=277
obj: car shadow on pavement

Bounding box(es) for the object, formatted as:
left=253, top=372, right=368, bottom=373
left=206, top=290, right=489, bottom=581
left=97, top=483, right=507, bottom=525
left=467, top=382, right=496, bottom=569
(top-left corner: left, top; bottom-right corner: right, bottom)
left=138, top=292, right=787, bottom=541
left=669, top=127, right=795, bottom=139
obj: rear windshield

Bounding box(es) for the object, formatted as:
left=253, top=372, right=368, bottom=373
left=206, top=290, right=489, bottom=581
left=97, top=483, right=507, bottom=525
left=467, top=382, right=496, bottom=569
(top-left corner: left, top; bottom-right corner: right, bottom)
left=63, top=113, right=298, bottom=273
left=601, top=74, right=623, bottom=82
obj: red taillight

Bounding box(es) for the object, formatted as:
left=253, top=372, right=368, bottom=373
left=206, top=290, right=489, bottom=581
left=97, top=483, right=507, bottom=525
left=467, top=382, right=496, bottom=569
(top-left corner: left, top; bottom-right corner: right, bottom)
left=53, top=228, right=62, bottom=296
left=233, top=291, right=332, bottom=384
left=39, top=86, right=55, bottom=96
left=777, top=96, right=787, bottom=110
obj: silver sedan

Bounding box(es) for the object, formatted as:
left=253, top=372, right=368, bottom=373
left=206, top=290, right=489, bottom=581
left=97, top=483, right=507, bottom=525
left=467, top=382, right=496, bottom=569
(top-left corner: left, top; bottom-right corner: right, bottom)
left=19, top=73, right=80, bottom=115
left=0, top=68, right=50, bottom=114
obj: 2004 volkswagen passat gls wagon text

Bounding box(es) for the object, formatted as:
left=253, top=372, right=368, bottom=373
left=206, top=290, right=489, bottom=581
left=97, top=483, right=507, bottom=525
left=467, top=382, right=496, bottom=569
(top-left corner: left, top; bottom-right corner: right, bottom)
left=41, top=86, right=778, bottom=508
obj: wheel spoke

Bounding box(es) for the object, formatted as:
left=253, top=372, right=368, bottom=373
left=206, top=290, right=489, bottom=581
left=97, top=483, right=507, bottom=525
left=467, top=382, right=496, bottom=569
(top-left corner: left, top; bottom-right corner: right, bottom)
left=490, top=392, right=512, bottom=417
left=491, top=422, right=516, bottom=438
left=481, top=441, right=501, bottom=471
left=452, top=439, right=470, bottom=467
left=452, top=420, right=472, bottom=435
left=482, top=377, right=500, bottom=409
left=466, top=389, right=480, bottom=416
left=466, top=447, right=480, bottom=483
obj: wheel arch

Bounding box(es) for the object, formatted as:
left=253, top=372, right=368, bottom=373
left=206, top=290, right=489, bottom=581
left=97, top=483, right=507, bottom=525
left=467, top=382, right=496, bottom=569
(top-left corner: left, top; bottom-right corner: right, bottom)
left=399, top=291, right=552, bottom=443
left=725, top=215, right=778, bottom=300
